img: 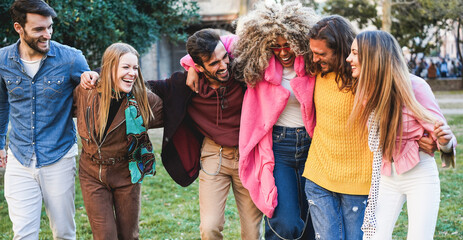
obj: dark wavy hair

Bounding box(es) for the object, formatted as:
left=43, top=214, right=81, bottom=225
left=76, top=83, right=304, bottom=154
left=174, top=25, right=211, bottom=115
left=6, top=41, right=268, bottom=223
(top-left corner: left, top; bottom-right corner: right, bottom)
left=186, top=28, right=221, bottom=67
left=308, top=15, right=357, bottom=92
left=9, top=0, right=57, bottom=27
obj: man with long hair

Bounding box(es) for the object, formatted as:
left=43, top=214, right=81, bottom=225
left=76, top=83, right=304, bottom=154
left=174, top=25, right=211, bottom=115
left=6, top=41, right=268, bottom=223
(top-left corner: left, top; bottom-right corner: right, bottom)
left=302, top=15, right=438, bottom=239
left=0, top=0, right=91, bottom=238
left=302, top=15, right=371, bottom=239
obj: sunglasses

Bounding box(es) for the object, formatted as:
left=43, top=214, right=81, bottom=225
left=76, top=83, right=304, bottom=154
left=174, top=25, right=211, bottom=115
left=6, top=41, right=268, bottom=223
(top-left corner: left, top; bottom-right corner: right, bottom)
left=269, top=46, right=291, bottom=53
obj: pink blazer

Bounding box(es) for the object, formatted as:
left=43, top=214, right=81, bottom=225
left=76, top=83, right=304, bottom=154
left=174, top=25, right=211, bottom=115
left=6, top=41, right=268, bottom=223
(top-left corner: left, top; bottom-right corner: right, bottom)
left=239, top=56, right=316, bottom=217
left=382, top=75, right=457, bottom=176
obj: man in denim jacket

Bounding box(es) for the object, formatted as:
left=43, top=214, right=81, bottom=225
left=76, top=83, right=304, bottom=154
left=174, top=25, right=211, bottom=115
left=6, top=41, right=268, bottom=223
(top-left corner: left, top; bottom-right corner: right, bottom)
left=0, top=0, right=91, bottom=239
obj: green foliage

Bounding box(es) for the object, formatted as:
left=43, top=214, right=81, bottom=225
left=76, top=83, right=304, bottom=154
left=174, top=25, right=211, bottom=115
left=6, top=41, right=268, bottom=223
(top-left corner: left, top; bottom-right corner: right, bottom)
left=390, top=1, right=442, bottom=59
left=321, top=0, right=462, bottom=62
left=0, top=0, right=199, bottom=68
left=323, top=0, right=381, bottom=29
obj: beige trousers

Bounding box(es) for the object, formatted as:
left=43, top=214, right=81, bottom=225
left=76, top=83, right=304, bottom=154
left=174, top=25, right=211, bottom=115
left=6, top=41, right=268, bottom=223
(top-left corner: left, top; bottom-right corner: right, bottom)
left=199, top=137, right=263, bottom=240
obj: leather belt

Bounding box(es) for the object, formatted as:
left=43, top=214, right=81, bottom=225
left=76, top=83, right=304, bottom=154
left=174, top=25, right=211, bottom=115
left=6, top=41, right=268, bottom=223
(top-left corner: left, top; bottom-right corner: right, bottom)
left=91, top=156, right=127, bottom=165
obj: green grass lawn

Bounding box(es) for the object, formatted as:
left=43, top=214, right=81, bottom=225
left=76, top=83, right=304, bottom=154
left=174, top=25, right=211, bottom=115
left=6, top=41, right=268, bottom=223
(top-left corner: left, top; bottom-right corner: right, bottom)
left=0, top=115, right=462, bottom=239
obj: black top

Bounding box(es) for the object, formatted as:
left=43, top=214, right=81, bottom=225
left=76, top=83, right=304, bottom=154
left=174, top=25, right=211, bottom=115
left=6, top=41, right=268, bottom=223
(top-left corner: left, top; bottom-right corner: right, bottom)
left=103, top=97, right=124, bottom=137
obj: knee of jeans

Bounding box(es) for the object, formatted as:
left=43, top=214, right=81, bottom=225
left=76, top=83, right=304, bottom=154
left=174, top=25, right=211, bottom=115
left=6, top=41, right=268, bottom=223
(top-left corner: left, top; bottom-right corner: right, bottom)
left=200, top=220, right=223, bottom=235
left=352, top=199, right=367, bottom=213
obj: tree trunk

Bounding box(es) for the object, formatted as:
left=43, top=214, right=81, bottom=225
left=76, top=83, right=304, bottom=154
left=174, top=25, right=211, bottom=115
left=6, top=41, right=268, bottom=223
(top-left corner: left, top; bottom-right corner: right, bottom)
left=456, top=18, right=463, bottom=89
left=382, top=0, right=392, bottom=32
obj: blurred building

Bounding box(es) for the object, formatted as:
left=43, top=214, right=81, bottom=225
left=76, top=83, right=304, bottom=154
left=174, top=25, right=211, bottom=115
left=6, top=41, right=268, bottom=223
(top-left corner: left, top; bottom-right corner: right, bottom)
left=439, top=21, right=462, bottom=61
left=140, top=0, right=259, bottom=80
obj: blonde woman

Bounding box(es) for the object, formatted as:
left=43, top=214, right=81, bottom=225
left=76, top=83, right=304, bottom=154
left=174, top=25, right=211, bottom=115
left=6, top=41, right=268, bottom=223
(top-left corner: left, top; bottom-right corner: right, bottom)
left=347, top=30, right=456, bottom=239
left=74, top=43, right=162, bottom=239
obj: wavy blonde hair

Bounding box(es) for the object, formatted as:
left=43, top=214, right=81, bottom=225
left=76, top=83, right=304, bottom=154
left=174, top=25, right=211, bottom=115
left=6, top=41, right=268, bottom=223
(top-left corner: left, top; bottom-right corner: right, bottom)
left=233, top=1, right=319, bottom=87
left=349, top=31, right=435, bottom=161
left=97, top=42, right=153, bottom=141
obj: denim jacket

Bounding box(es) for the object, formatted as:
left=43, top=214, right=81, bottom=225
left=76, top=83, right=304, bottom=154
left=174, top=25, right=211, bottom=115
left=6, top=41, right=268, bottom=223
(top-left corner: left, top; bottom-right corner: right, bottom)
left=0, top=40, right=90, bottom=167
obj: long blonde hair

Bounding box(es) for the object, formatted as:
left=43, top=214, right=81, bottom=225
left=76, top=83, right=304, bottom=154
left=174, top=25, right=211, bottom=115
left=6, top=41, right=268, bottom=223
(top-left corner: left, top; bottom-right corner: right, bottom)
left=97, top=42, right=153, bottom=140
left=350, top=30, right=435, bottom=161
left=233, top=1, right=319, bottom=87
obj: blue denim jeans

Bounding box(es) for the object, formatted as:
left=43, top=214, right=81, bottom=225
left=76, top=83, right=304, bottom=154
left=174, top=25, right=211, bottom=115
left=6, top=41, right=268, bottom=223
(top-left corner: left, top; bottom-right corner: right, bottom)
left=305, top=179, right=368, bottom=240
left=265, top=126, right=315, bottom=240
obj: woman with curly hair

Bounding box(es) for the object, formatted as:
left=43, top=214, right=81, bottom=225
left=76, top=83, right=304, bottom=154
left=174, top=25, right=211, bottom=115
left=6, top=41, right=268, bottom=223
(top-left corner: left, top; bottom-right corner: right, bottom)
left=235, top=2, right=319, bottom=239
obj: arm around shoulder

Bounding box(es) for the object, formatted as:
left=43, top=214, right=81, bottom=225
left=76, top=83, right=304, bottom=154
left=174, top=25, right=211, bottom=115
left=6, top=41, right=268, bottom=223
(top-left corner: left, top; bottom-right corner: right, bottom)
left=147, top=90, right=163, bottom=128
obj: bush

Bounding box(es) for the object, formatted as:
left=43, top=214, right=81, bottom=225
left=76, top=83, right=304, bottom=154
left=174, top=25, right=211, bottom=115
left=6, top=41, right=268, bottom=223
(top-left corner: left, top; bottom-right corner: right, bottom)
left=0, top=0, right=200, bottom=68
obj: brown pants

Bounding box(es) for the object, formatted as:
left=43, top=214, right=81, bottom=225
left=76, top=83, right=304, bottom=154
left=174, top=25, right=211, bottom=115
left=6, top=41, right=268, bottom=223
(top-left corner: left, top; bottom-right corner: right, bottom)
left=79, top=157, right=140, bottom=240
left=199, top=137, right=263, bottom=240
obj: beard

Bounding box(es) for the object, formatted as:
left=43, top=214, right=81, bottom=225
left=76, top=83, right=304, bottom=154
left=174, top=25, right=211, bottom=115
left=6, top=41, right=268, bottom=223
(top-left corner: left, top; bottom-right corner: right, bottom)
left=203, top=64, right=231, bottom=84
left=23, top=29, right=50, bottom=54
left=319, top=61, right=335, bottom=74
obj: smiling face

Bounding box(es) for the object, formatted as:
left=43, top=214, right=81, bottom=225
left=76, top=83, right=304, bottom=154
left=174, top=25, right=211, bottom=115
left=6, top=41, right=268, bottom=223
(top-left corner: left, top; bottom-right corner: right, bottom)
left=271, top=36, right=296, bottom=68
left=309, top=38, right=336, bottom=74
left=346, top=39, right=361, bottom=78
left=196, top=42, right=230, bottom=88
left=15, top=13, right=53, bottom=56
left=114, top=53, right=139, bottom=93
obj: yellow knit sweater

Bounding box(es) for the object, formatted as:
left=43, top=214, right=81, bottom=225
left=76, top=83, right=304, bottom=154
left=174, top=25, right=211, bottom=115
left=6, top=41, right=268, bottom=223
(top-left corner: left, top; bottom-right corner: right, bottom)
left=303, top=72, right=373, bottom=195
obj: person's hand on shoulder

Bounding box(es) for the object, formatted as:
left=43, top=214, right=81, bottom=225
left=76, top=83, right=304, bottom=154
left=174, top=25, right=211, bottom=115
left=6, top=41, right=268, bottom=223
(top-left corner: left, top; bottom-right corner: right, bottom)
left=81, top=71, right=100, bottom=90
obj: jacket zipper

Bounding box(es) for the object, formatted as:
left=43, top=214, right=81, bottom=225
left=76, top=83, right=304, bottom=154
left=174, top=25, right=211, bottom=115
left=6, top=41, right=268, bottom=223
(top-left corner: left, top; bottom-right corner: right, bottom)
left=87, top=95, right=126, bottom=159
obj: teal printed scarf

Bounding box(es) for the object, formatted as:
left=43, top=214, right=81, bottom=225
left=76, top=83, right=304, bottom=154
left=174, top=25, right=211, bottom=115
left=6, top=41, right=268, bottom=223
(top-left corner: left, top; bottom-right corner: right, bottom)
left=125, top=93, right=156, bottom=183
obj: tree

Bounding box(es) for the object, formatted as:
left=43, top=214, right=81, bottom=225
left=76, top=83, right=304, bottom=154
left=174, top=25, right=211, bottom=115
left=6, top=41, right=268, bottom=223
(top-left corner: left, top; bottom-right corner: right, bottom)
left=0, top=0, right=199, bottom=68
left=390, top=1, right=445, bottom=61
left=323, top=0, right=456, bottom=62
left=323, top=0, right=381, bottom=29
left=443, top=0, right=463, bottom=82
left=381, top=0, right=416, bottom=32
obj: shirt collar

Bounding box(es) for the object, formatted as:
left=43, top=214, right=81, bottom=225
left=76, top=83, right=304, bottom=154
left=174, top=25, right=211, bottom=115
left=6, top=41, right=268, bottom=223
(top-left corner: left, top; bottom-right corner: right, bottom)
left=8, top=39, right=56, bottom=61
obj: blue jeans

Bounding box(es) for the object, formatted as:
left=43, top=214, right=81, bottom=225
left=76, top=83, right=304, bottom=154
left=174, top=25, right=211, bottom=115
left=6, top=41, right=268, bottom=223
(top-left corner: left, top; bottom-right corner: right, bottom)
left=305, top=179, right=368, bottom=240
left=265, top=126, right=315, bottom=240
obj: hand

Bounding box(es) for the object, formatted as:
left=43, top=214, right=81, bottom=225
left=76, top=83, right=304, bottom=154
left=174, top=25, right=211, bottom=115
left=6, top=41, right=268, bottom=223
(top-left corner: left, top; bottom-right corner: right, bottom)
left=434, top=121, right=453, bottom=146
left=0, top=149, right=7, bottom=168
left=418, top=131, right=437, bottom=155
left=186, top=67, right=199, bottom=93
left=80, top=71, right=99, bottom=90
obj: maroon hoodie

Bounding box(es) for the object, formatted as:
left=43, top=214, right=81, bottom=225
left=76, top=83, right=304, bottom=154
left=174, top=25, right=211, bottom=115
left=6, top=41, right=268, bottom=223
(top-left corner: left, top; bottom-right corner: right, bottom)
left=187, top=74, right=244, bottom=147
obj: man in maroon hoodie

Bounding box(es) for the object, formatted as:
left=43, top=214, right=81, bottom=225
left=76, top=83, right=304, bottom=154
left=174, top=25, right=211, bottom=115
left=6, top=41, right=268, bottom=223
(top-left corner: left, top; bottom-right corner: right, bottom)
left=147, top=29, right=262, bottom=239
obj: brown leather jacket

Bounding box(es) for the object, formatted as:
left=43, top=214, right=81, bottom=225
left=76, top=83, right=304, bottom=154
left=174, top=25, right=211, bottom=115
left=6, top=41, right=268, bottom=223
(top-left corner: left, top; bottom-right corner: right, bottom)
left=73, top=85, right=163, bottom=163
